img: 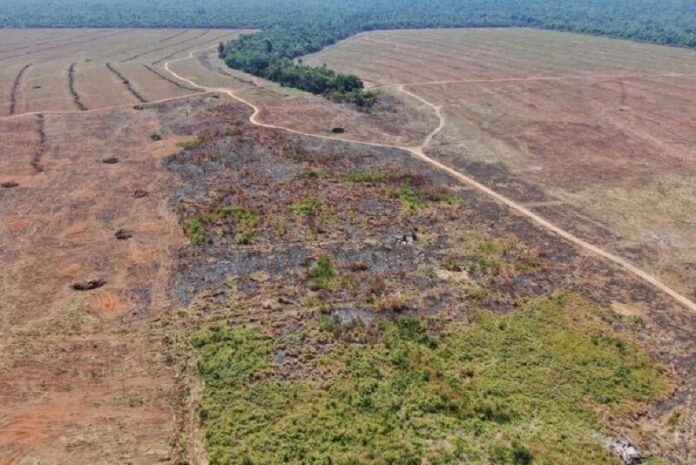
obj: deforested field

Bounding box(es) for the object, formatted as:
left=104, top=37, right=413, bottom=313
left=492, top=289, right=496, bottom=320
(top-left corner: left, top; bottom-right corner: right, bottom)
left=307, top=28, right=696, bottom=298
left=2, top=25, right=696, bottom=465
left=0, top=28, right=246, bottom=114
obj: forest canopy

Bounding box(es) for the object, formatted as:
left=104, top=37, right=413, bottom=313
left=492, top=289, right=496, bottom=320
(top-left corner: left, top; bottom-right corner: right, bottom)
left=2, top=1, right=695, bottom=48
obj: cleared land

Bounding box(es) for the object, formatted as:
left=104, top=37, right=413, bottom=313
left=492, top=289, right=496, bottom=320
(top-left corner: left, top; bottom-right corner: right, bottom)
left=167, top=49, right=439, bottom=147
left=1, top=27, right=696, bottom=465
left=306, top=28, right=696, bottom=299
left=0, top=28, right=246, bottom=115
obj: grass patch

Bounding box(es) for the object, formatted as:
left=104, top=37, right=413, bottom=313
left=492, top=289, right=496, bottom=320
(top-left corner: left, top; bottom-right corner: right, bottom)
left=386, top=184, right=421, bottom=212
left=66, top=298, right=84, bottom=333
left=292, top=198, right=318, bottom=215
left=177, top=137, right=201, bottom=150
left=309, top=255, right=336, bottom=289
left=192, top=296, right=666, bottom=465
left=341, top=170, right=394, bottom=183
left=223, top=127, right=241, bottom=137
left=300, top=170, right=330, bottom=179
left=208, top=205, right=260, bottom=245
left=474, top=240, right=506, bottom=273
left=386, top=183, right=460, bottom=213
left=184, top=217, right=204, bottom=246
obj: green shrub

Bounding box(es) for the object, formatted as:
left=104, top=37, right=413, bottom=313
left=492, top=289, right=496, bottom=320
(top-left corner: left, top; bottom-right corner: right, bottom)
left=309, top=255, right=335, bottom=287
left=291, top=199, right=317, bottom=215
left=191, top=296, right=666, bottom=465
left=341, top=171, right=392, bottom=183
left=209, top=205, right=259, bottom=244
left=177, top=138, right=201, bottom=150
left=184, top=217, right=204, bottom=246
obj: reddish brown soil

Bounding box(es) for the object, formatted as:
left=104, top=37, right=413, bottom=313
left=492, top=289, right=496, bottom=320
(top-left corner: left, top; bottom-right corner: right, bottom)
left=0, top=95, right=226, bottom=465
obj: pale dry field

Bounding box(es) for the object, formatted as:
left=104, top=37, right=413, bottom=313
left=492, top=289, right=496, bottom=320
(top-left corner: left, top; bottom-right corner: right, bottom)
left=0, top=28, right=246, bottom=114
left=307, top=28, right=696, bottom=297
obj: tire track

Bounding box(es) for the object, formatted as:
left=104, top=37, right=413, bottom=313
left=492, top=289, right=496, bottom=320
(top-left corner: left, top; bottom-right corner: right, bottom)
left=371, top=72, right=696, bottom=89
left=120, top=29, right=210, bottom=63
left=0, top=30, right=79, bottom=54
left=164, top=48, right=696, bottom=314
left=151, top=31, right=237, bottom=65
left=31, top=114, right=47, bottom=172
left=9, top=64, right=31, bottom=116
left=0, top=30, right=57, bottom=53
left=105, top=63, right=147, bottom=103
left=143, top=64, right=202, bottom=92
left=0, top=30, right=130, bottom=62
left=68, top=63, right=87, bottom=111
left=159, top=29, right=189, bottom=43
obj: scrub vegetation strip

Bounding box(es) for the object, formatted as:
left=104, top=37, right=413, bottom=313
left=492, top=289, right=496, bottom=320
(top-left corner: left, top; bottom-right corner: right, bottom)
left=158, top=29, right=189, bottom=43
left=9, top=63, right=31, bottom=115
left=105, top=63, right=148, bottom=103
left=31, top=113, right=47, bottom=172
left=68, top=63, right=87, bottom=111
left=150, top=31, right=238, bottom=65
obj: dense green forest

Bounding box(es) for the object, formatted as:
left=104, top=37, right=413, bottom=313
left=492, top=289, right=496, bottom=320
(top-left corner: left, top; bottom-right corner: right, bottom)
left=3, top=0, right=696, bottom=105
left=2, top=1, right=695, bottom=48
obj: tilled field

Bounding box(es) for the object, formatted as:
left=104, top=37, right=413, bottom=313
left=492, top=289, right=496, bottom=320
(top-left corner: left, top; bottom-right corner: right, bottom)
left=0, top=94, right=224, bottom=465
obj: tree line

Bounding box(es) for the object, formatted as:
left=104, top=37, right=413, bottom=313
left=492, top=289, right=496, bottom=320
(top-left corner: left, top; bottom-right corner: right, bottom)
left=217, top=26, right=376, bottom=107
